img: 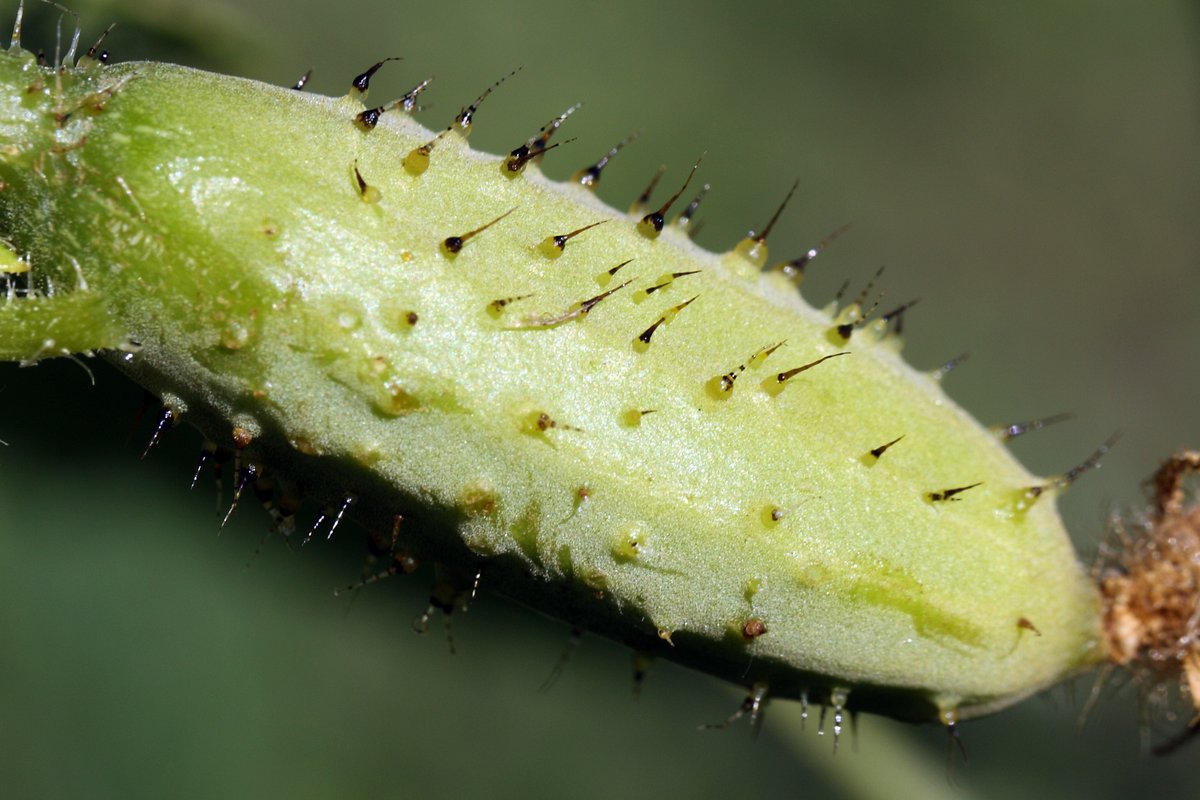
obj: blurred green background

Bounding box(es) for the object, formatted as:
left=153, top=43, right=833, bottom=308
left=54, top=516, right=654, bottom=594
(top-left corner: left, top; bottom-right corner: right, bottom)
left=2, top=0, right=1198, bottom=797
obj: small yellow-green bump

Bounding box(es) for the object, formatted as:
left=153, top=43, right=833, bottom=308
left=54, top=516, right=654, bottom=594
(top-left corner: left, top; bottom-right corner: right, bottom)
left=521, top=410, right=554, bottom=435
left=744, top=577, right=764, bottom=602
left=536, top=236, right=564, bottom=258
left=827, top=304, right=861, bottom=345
left=706, top=374, right=735, bottom=400
left=352, top=162, right=381, bottom=203
left=760, top=374, right=787, bottom=397
left=1004, top=486, right=1046, bottom=516
left=289, top=437, right=322, bottom=456
left=859, top=318, right=889, bottom=344
left=581, top=569, right=608, bottom=595
left=461, top=482, right=499, bottom=517
left=734, top=236, right=768, bottom=268
left=352, top=442, right=383, bottom=466
left=636, top=217, right=662, bottom=239
left=760, top=505, right=784, bottom=526
left=372, top=376, right=419, bottom=416
left=220, top=320, right=251, bottom=351
left=403, top=145, right=431, bottom=175
left=611, top=522, right=648, bottom=563
left=368, top=355, right=388, bottom=376
left=555, top=544, right=574, bottom=575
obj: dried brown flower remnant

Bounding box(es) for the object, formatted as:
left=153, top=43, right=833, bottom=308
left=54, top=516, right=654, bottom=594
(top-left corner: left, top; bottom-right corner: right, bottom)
left=1100, top=451, right=1200, bottom=751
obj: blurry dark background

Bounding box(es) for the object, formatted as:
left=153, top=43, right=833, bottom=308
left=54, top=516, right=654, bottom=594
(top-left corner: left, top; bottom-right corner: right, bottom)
left=2, top=1, right=1198, bottom=797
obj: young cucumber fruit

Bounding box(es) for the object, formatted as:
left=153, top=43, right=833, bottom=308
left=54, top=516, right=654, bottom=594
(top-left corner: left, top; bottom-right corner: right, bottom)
left=0, top=41, right=1105, bottom=727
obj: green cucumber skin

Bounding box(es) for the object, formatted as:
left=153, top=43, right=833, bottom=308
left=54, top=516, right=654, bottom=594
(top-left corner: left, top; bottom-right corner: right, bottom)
left=0, top=48, right=1103, bottom=722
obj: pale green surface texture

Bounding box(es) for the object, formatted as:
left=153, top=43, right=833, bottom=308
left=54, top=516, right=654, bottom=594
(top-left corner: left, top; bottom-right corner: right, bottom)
left=1, top=2, right=1199, bottom=799
left=0, top=34, right=1103, bottom=720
